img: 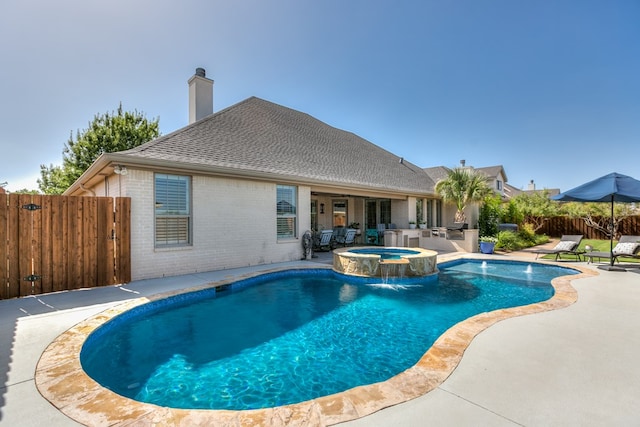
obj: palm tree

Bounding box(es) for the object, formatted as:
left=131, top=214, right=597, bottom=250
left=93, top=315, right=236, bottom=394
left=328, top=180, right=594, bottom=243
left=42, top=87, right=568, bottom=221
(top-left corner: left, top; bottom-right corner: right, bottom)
left=435, top=167, right=492, bottom=223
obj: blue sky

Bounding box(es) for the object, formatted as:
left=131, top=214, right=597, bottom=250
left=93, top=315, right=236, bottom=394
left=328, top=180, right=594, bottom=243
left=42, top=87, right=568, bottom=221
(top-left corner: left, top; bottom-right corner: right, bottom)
left=1, top=0, right=639, bottom=192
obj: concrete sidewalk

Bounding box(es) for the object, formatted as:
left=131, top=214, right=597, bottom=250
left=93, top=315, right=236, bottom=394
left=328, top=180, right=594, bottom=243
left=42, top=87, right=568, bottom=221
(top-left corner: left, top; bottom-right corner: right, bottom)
left=1, top=256, right=639, bottom=426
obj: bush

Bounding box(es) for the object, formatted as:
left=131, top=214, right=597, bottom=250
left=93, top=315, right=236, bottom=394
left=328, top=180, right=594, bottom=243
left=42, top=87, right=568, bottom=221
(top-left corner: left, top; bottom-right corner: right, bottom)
left=533, top=234, right=550, bottom=246
left=517, top=223, right=537, bottom=244
left=494, top=229, right=549, bottom=251
left=496, top=230, right=525, bottom=251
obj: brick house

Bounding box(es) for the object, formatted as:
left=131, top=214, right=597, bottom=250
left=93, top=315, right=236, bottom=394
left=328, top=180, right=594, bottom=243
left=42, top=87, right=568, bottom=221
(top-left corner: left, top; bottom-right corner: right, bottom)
left=66, top=69, right=480, bottom=281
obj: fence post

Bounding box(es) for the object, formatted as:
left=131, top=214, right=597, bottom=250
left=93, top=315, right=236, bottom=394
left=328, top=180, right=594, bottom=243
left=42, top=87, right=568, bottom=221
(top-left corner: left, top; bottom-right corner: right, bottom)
left=115, top=197, right=131, bottom=284
left=0, top=193, right=7, bottom=299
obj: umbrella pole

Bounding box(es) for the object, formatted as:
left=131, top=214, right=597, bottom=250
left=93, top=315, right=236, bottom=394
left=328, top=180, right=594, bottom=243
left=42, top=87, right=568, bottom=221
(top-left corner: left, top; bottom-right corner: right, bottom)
left=610, top=196, right=614, bottom=266
left=598, top=196, right=625, bottom=271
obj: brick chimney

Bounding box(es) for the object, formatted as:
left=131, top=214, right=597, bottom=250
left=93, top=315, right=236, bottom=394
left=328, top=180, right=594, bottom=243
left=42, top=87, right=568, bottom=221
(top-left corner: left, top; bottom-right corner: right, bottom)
left=188, top=68, right=214, bottom=124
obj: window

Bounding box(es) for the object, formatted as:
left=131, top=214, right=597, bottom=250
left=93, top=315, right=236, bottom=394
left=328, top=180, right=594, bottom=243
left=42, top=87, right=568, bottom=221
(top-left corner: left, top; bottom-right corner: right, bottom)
left=366, top=200, right=377, bottom=229
left=333, top=200, right=347, bottom=227
left=380, top=199, right=391, bottom=225
left=310, top=200, right=318, bottom=231
left=496, top=180, right=503, bottom=191
left=426, top=199, right=433, bottom=227
left=155, top=174, right=191, bottom=246
left=277, top=185, right=297, bottom=239
left=366, top=199, right=391, bottom=228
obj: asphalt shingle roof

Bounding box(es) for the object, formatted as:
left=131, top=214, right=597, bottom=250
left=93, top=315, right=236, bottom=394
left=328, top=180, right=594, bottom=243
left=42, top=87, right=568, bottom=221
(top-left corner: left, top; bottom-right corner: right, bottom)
left=423, top=166, right=451, bottom=184
left=120, top=97, right=435, bottom=195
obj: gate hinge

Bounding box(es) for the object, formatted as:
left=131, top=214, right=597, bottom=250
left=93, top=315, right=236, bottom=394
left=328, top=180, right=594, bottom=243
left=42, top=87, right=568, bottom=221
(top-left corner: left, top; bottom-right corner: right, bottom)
left=22, top=203, right=42, bottom=211
left=24, top=274, right=42, bottom=282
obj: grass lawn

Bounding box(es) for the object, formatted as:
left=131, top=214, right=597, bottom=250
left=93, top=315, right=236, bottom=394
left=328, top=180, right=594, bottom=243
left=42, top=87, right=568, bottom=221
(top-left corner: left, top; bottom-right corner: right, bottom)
left=548, top=238, right=640, bottom=263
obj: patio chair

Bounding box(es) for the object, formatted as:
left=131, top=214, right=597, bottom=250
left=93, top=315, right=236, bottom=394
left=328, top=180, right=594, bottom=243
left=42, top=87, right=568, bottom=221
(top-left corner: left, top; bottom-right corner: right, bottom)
left=584, top=235, right=640, bottom=264
left=313, top=229, right=334, bottom=251
left=332, top=227, right=346, bottom=243
left=335, top=228, right=357, bottom=247
left=529, top=235, right=583, bottom=261
left=365, top=228, right=379, bottom=245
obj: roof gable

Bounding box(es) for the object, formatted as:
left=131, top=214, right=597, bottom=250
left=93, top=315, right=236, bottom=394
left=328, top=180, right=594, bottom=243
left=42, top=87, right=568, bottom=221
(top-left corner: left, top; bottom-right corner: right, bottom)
left=476, top=165, right=508, bottom=182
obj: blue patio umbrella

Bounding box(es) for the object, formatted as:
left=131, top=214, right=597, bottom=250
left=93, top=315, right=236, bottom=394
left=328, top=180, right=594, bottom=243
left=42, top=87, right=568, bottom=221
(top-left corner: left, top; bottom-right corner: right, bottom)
left=552, top=172, right=640, bottom=271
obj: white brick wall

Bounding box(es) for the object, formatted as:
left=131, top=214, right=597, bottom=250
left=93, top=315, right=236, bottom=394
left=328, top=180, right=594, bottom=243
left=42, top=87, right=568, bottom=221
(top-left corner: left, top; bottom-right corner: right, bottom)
left=118, top=170, right=309, bottom=281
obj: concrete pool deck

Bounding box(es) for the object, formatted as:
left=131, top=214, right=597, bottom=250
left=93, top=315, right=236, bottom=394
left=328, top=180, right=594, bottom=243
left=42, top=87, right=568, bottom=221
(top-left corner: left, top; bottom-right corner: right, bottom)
left=1, top=251, right=639, bottom=426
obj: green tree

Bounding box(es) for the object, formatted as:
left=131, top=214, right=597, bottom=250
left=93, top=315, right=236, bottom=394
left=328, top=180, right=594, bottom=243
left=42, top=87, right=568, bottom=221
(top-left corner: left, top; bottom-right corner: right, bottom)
left=561, top=201, right=635, bottom=239
left=435, top=167, right=492, bottom=223
left=510, top=190, right=560, bottom=231
left=478, top=194, right=503, bottom=237
left=12, top=188, right=41, bottom=194
left=38, top=103, right=160, bottom=194
left=502, top=199, right=524, bottom=225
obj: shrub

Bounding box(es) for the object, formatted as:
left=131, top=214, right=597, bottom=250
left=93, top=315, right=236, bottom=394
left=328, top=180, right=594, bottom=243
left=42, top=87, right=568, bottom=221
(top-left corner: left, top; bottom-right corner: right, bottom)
left=533, top=234, right=550, bottom=246
left=496, top=230, right=524, bottom=251
left=517, top=223, right=538, bottom=244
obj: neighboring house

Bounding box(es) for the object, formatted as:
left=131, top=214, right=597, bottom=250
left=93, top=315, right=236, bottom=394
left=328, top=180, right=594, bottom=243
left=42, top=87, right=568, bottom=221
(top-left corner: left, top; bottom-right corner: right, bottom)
left=66, top=69, right=444, bottom=281
left=504, top=180, right=561, bottom=200
left=476, top=164, right=508, bottom=199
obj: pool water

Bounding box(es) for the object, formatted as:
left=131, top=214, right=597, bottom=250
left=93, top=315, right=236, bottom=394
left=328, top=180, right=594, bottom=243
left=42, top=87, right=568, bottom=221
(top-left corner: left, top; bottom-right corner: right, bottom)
left=80, top=260, right=576, bottom=410
left=349, top=247, right=420, bottom=260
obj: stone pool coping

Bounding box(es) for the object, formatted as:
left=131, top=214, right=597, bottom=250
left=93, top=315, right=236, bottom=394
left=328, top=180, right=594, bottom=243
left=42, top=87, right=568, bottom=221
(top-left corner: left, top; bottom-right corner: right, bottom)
left=35, top=256, right=597, bottom=426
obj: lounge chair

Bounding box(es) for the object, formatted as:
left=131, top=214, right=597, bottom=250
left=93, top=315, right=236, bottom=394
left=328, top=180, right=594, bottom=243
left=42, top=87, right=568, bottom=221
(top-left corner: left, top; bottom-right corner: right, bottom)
left=530, top=235, right=583, bottom=261
left=584, top=235, right=640, bottom=264
left=335, top=228, right=357, bottom=247
left=314, top=229, right=334, bottom=251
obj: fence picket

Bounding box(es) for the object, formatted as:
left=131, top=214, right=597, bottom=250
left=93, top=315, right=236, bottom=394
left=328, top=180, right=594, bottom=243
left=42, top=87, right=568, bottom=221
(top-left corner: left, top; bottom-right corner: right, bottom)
left=0, top=194, right=7, bottom=299
left=6, top=195, right=19, bottom=299
left=51, top=196, right=67, bottom=292
left=115, top=197, right=131, bottom=284
left=18, top=194, right=34, bottom=296
left=40, top=196, right=53, bottom=294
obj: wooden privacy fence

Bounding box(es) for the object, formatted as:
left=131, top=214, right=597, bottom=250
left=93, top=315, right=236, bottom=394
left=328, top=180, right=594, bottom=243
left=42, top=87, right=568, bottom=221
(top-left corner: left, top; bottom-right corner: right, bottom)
left=0, top=194, right=131, bottom=300
left=535, top=215, right=640, bottom=239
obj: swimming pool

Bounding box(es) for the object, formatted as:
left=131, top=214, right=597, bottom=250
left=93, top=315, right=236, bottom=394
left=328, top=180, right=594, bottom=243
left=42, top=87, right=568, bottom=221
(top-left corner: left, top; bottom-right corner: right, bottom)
left=79, top=260, right=577, bottom=411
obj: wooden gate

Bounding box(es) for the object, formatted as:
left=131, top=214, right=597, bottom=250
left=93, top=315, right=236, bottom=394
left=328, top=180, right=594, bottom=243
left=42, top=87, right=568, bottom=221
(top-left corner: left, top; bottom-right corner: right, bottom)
left=0, top=194, right=131, bottom=300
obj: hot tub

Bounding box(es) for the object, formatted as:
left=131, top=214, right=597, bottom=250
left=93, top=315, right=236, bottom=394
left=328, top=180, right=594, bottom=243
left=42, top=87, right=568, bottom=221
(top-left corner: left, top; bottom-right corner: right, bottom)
left=333, top=247, right=438, bottom=278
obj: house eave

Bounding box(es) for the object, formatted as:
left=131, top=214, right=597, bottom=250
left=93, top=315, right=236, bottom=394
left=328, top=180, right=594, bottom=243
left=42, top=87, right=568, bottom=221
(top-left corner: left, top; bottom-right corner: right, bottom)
left=66, top=153, right=437, bottom=199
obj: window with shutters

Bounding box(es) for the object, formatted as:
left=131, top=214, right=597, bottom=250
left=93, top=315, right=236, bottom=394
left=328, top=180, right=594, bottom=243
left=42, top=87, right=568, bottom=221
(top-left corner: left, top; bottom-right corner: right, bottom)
left=276, top=185, right=297, bottom=239
left=155, top=174, right=191, bottom=246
